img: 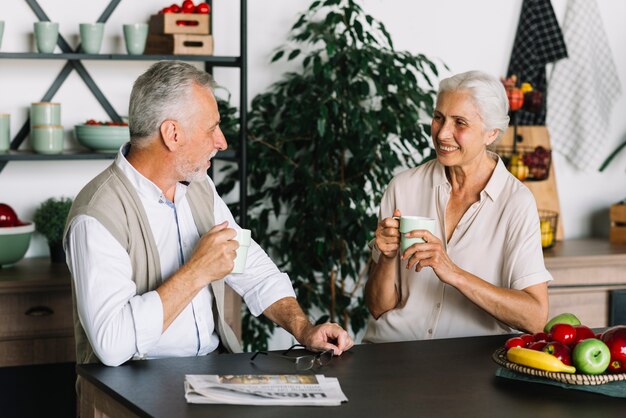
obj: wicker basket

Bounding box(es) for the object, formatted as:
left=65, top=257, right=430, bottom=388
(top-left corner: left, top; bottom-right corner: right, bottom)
left=497, top=145, right=552, bottom=182
left=539, top=209, right=558, bottom=249
left=492, top=347, right=626, bottom=385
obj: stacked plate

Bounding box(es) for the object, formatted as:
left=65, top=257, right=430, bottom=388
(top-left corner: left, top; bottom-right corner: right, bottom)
left=74, top=124, right=130, bottom=152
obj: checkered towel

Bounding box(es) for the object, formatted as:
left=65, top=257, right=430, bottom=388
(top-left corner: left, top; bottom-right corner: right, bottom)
left=507, top=0, right=568, bottom=125
left=547, top=0, right=622, bottom=171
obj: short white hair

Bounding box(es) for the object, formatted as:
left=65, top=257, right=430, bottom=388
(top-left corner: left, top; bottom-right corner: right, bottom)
left=437, top=71, right=510, bottom=141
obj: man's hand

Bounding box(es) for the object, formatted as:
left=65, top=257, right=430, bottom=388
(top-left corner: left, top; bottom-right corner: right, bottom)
left=299, top=322, right=354, bottom=356
left=186, top=221, right=238, bottom=285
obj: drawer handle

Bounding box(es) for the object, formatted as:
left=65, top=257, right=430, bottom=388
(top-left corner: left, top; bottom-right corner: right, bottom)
left=25, top=306, right=54, bottom=317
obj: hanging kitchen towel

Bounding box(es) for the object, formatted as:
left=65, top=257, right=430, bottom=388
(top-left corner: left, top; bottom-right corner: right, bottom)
left=546, top=0, right=622, bottom=171
left=507, top=0, right=568, bottom=125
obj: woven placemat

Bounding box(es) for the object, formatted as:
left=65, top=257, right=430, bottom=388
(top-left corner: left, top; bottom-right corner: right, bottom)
left=492, top=347, right=626, bottom=385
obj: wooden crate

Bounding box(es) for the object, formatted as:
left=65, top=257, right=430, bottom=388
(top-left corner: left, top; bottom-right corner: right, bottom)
left=145, top=34, right=213, bottom=56
left=610, top=203, right=626, bottom=244
left=149, top=13, right=210, bottom=35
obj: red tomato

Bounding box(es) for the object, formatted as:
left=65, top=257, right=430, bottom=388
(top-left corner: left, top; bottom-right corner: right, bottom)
left=170, top=3, right=181, bottom=13
left=181, top=0, right=195, bottom=13
left=505, top=336, right=526, bottom=350
left=528, top=341, right=547, bottom=351
left=161, top=6, right=174, bottom=14
left=519, top=334, right=535, bottom=345
left=550, top=323, right=577, bottom=346
left=195, top=2, right=210, bottom=14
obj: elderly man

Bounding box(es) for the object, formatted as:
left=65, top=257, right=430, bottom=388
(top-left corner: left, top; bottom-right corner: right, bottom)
left=64, top=61, right=353, bottom=366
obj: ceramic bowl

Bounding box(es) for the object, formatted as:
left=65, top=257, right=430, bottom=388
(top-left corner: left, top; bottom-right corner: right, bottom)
left=0, top=222, right=35, bottom=266
left=74, top=124, right=130, bottom=152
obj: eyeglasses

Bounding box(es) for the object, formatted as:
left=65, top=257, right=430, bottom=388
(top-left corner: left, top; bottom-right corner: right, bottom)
left=250, top=344, right=334, bottom=371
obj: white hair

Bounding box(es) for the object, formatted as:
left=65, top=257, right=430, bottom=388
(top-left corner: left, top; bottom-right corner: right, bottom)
left=437, top=70, right=510, bottom=141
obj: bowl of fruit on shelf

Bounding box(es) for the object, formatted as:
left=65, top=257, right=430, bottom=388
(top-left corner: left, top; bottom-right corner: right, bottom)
left=0, top=203, right=35, bottom=267
left=493, top=312, right=626, bottom=385
left=498, top=145, right=552, bottom=182
left=74, top=119, right=130, bottom=153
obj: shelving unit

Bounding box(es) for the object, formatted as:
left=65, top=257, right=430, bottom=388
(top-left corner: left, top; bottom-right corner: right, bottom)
left=1, top=0, right=249, bottom=226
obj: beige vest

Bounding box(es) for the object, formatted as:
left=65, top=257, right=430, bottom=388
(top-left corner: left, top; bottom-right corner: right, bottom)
left=64, top=163, right=242, bottom=364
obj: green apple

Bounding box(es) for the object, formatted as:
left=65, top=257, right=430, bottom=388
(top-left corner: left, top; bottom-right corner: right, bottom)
left=544, top=312, right=581, bottom=333
left=572, top=338, right=610, bottom=375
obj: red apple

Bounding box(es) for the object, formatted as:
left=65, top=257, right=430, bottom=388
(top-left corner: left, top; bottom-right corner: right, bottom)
left=0, top=203, right=19, bottom=227
left=543, top=341, right=572, bottom=366
left=600, top=325, right=626, bottom=373
left=551, top=323, right=577, bottom=346
left=532, top=332, right=549, bottom=342
left=505, top=336, right=526, bottom=350
left=572, top=325, right=596, bottom=344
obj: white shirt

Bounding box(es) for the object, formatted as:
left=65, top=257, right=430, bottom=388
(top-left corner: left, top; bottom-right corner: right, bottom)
left=65, top=148, right=296, bottom=366
left=363, top=154, right=552, bottom=343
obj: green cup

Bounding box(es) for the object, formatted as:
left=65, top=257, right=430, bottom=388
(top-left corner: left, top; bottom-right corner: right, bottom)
left=123, top=23, right=148, bottom=55
left=79, top=23, right=105, bottom=54
left=0, top=114, right=9, bottom=152
left=30, top=102, right=61, bottom=129
left=395, top=216, right=436, bottom=252
left=30, top=125, right=64, bottom=154
left=34, top=21, right=59, bottom=53
left=231, top=229, right=251, bottom=274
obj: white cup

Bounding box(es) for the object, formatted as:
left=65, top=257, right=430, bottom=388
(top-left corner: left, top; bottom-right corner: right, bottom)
left=231, top=228, right=251, bottom=274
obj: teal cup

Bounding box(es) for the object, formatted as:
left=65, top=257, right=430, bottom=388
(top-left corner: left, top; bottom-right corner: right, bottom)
left=34, top=21, right=59, bottom=53
left=123, top=23, right=148, bottom=55
left=0, top=114, right=10, bottom=152
left=80, top=23, right=105, bottom=54
left=231, top=229, right=251, bottom=274
left=30, top=125, right=64, bottom=154
left=395, top=216, right=436, bottom=252
left=0, top=21, right=5, bottom=50
left=30, top=102, right=61, bottom=129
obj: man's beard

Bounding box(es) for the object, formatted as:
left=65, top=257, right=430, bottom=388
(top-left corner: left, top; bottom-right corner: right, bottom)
left=176, top=149, right=218, bottom=183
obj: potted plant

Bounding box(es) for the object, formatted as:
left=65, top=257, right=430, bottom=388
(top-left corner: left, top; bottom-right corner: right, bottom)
left=33, top=197, right=73, bottom=263
left=218, top=0, right=444, bottom=350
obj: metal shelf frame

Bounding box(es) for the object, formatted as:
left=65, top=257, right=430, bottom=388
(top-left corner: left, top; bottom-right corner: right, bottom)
left=1, top=0, right=248, bottom=226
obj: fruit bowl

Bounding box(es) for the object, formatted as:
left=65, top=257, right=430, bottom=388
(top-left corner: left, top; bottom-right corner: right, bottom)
left=74, top=124, right=130, bottom=152
left=0, top=222, right=35, bottom=267
left=539, top=209, right=558, bottom=250
left=493, top=347, right=626, bottom=385
left=497, top=145, right=552, bottom=181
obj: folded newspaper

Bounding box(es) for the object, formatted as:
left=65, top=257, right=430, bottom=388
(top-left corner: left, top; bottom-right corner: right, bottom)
left=184, top=374, right=348, bottom=406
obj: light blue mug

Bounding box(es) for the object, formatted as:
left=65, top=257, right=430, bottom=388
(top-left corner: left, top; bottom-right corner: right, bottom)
left=0, top=21, right=5, bottom=51
left=80, top=23, right=105, bottom=54
left=34, top=21, right=59, bottom=53
left=30, top=125, right=64, bottom=155
left=0, top=114, right=10, bottom=152
left=30, top=102, right=61, bottom=129
left=123, top=23, right=148, bottom=55
left=395, top=215, right=436, bottom=252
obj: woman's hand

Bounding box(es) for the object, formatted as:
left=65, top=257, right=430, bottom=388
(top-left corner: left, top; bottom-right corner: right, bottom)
left=374, top=209, right=402, bottom=259
left=401, top=230, right=460, bottom=285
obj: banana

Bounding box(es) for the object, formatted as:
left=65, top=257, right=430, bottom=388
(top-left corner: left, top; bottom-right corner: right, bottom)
left=506, top=347, right=576, bottom=373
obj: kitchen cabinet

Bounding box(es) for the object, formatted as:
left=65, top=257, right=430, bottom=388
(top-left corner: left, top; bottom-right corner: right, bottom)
left=0, top=258, right=74, bottom=367
left=545, top=238, right=626, bottom=327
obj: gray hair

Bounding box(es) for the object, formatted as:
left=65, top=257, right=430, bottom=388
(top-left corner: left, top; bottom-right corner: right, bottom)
left=437, top=70, right=510, bottom=141
left=128, top=61, right=215, bottom=145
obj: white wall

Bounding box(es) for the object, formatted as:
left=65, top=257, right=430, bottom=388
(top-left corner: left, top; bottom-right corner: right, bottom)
left=1, top=0, right=625, bottom=257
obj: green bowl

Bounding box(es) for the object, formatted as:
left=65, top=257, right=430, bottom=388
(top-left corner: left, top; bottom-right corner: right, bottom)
left=0, top=222, right=35, bottom=266
left=74, top=124, right=130, bottom=152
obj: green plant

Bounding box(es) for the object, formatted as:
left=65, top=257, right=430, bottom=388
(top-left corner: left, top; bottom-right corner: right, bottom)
left=218, top=0, right=443, bottom=350
left=33, top=197, right=73, bottom=244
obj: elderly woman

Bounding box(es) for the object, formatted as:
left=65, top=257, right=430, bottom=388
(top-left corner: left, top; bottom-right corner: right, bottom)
left=363, top=70, right=551, bottom=343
